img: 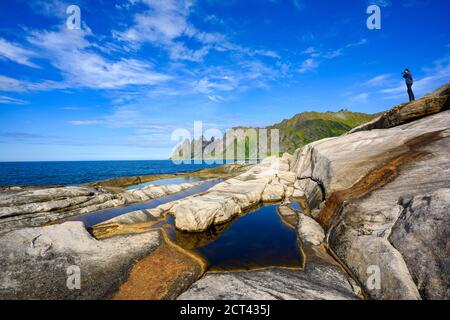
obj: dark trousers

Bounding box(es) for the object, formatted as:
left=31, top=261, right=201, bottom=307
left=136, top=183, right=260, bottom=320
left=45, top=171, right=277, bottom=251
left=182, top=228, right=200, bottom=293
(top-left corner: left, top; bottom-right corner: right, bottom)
left=407, top=83, right=415, bottom=101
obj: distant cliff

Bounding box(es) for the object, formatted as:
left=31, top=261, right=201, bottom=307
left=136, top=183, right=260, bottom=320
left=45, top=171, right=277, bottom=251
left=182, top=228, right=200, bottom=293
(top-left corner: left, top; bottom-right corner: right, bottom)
left=171, top=110, right=377, bottom=160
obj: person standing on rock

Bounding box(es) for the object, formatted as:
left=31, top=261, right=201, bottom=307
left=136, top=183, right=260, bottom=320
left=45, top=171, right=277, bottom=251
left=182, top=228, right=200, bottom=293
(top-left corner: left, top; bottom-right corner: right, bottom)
left=402, top=69, right=415, bottom=101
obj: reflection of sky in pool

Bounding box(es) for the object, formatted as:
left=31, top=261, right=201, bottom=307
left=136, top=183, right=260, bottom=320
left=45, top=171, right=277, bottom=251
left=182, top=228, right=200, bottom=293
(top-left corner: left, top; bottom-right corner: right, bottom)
left=126, top=177, right=206, bottom=190
left=67, top=180, right=222, bottom=227
left=290, top=200, right=303, bottom=212
left=167, top=205, right=303, bottom=271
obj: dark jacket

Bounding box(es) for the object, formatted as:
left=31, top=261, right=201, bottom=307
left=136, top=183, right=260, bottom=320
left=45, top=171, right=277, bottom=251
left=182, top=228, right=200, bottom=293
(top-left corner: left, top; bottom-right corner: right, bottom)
left=402, top=71, right=414, bottom=85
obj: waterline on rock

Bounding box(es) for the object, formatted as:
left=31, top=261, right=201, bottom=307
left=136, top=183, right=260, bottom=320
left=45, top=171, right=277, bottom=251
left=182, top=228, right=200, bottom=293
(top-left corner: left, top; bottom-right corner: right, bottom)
left=165, top=204, right=304, bottom=271
left=66, top=179, right=223, bottom=227
left=126, top=177, right=208, bottom=190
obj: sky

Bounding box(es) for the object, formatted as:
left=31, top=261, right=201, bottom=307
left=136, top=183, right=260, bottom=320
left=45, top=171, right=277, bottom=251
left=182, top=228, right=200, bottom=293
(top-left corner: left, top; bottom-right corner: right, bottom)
left=0, top=0, right=449, bottom=161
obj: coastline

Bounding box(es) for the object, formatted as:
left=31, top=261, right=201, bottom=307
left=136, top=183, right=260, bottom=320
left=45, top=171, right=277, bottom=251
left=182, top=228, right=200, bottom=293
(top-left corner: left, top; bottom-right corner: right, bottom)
left=0, top=83, right=449, bottom=300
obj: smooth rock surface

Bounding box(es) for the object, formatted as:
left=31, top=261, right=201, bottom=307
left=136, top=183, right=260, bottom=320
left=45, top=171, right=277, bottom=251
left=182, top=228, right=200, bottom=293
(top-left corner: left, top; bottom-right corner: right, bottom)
left=297, top=213, right=325, bottom=246
left=295, top=178, right=324, bottom=209
left=290, top=83, right=450, bottom=300
left=0, top=181, right=205, bottom=234
left=0, top=222, right=160, bottom=299
left=178, top=265, right=361, bottom=300
left=349, top=82, right=449, bottom=133
left=170, top=157, right=294, bottom=232
left=391, top=189, right=450, bottom=300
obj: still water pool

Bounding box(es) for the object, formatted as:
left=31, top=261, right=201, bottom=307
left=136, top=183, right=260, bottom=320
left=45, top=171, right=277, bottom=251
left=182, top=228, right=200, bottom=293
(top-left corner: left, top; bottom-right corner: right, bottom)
left=165, top=204, right=304, bottom=271
left=68, top=179, right=222, bottom=227
left=126, top=177, right=206, bottom=190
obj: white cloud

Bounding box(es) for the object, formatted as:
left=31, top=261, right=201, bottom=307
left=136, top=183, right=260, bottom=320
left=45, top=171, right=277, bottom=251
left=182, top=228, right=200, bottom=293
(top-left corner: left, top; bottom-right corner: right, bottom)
left=194, top=76, right=238, bottom=94
left=350, top=92, right=369, bottom=102
left=380, top=56, right=450, bottom=97
left=207, top=94, right=224, bottom=103
left=0, top=76, right=25, bottom=92
left=301, top=47, right=317, bottom=55
left=299, top=39, right=368, bottom=73
left=28, top=0, right=70, bottom=18
left=323, top=49, right=343, bottom=59
left=114, top=0, right=278, bottom=62
left=0, top=96, right=28, bottom=105
left=0, top=75, right=68, bottom=92
left=323, top=39, right=368, bottom=59
left=253, top=50, right=279, bottom=59
left=0, top=38, right=39, bottom=68
left=367, top=0, right=392, bottom=7
left=190, top=60, right=278, bottom=96
left=299, top=58, right=319, bottom=73
left=363, top=74, right=393, bottom=87
left=2, top=0, right=281, bottom=102
left=27, top=27, right=171, bottom=90
left=214, top=41, right=279, bottom=59
left=1, top=25, right=171, bottom=92
left=69, top=120, right=104, bottom=126
left=113, top=0, right=207, bottom=61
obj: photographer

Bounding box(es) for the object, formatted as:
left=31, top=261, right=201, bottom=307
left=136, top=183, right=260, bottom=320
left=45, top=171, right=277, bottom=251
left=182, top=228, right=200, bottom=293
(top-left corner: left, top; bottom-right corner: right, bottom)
left=402, top=69, right=415, bottom=101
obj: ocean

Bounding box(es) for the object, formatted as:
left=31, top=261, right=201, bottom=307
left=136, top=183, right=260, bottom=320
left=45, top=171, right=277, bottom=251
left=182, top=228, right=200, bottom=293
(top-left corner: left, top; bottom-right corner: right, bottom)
left=0, top=160, right=219, bottom=186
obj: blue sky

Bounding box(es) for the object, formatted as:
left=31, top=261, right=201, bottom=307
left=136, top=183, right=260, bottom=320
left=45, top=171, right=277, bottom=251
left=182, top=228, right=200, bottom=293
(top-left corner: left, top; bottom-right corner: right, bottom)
left=0, top=0, right=449, bottom=161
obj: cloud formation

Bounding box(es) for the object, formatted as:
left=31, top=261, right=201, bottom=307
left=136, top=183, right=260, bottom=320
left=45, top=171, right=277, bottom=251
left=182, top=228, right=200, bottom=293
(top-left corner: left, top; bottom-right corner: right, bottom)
left=380, top=56, right=450, bottom=98
left=299, top=39, right=368, bottom=74
left=27, top=27, right=172, bottom=89
left=0, top=38, right=39, bottom=68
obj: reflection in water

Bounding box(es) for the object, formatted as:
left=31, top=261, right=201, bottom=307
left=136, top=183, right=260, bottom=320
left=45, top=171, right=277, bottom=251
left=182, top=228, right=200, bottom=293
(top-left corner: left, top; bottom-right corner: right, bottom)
left=67, top=179, right=222, bottom=227
left=165, top=205, right=304, bottom=271
left=78, top=179, right=304, bottom=272
left=126, top=177, right=207, bottom=190
left=290, top=200, right=303, bottom=212
left=165, top=215, right=232, bottom=250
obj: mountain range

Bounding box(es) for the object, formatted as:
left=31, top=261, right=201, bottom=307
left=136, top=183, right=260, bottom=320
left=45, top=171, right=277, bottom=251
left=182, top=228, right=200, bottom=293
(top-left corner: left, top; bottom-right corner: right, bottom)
left=171, top=109, right=378, bottom=159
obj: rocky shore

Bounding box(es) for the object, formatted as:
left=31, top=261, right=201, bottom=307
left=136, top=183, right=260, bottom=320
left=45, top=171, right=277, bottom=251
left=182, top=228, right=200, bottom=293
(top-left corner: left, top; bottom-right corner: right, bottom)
left=0, top=82, right=448, bottom=300
left=0, top=181, right=205, bottom=234
left=290, top=82, right=450, bottom=300
left=0, top=164, right=250, bottom=234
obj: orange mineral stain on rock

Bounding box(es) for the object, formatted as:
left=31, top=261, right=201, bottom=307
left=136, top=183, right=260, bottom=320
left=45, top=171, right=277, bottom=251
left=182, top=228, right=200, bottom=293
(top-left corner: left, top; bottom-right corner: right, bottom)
left=112, top=229, right=207, bottom=300
left=317, top=130, right=444, bottom=230
left=92, top=221, right=159, bottom=239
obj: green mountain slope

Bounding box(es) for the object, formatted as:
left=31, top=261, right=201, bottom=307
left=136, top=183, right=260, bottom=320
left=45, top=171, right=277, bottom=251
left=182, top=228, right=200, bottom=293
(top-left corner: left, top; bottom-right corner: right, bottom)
left=171, top=109, right=378, bottom=159
left=269, top=110, right=378, bottom=153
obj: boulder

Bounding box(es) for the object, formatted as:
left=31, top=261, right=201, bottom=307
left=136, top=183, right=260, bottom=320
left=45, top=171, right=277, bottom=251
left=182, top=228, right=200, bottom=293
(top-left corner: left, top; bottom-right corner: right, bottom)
left=169, top=157, right=295, bottom=232
left=0, top=222, right=160, bottom=299
left=297, top=213, right=325, bottom=246
left=290, top=85, right=450, bottom=300
left=178, top=265, right=361, bottom=300
left=171, top=195, right=241, bottom=232
left=262, top=179, right=285, bottom=202
left=391, top=189, right=450, bottom=300
left=349, top=82, right=450, bottom=133
left=0, top=181, right=206, bottom=234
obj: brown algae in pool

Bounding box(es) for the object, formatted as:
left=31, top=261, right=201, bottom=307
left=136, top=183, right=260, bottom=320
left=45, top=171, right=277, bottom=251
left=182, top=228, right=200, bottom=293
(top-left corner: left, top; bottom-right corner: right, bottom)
left=165, top=204, right=304, bottom=271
